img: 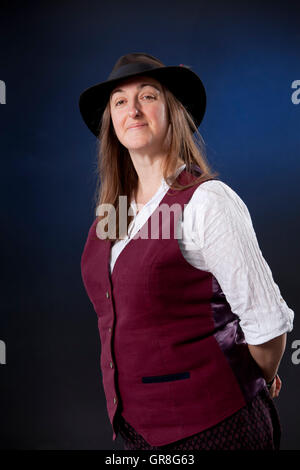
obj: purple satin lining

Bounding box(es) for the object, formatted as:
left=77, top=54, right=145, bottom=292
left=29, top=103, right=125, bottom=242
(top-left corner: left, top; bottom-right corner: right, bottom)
left=211, top=276, right=266, bottom=402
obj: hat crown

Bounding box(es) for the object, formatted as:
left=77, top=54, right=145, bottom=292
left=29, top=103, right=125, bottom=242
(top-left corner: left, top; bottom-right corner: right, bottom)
left=108, top=53, right=165, bottom=81
left=111, top=52, right=165, bottom=71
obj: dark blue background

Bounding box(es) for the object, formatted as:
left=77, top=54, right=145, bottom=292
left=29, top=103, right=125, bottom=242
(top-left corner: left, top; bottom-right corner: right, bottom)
left=0, top=0, right=299, bottom=450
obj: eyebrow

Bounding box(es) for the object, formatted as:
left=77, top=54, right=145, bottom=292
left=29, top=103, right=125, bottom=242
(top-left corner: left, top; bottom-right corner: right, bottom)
left=110, top=83, right=161, bottom=99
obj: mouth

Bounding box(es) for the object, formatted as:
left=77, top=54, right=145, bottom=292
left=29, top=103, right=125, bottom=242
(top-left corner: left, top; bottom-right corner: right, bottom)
left=128, top=124, right=147, bottom=130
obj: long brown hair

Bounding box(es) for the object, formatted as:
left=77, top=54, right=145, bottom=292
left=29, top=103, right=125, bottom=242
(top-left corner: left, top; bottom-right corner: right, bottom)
left=94, top=53, right=219, bottom=241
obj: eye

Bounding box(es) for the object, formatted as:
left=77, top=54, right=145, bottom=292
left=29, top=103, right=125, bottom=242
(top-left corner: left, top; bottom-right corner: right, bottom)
left=115, top=95, right=155, bottom=107
left=142, top=95, right=155, bottom=101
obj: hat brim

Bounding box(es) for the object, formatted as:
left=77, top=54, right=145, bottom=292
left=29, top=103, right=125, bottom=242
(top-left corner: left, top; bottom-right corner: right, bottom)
left=79, top=66, right=206, bottom=137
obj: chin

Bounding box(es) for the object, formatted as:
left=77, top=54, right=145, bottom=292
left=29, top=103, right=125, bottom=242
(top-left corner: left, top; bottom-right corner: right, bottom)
left=126, top=140, right=152, bottom=149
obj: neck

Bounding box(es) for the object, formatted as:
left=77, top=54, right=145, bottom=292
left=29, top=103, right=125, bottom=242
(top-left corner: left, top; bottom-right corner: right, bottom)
left=133, top=159, right=185, bottom=208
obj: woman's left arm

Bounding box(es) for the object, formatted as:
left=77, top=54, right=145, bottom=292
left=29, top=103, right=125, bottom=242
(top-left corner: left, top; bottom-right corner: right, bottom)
left=188, top=181, right=294, bottom=391
left=248, top=333, right=287, bottom=383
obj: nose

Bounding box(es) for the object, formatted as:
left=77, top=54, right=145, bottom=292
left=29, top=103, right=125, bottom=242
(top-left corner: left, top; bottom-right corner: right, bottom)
left=128, top=108, right=140, bottom=117
left=128, top=97, right=141, bottom=117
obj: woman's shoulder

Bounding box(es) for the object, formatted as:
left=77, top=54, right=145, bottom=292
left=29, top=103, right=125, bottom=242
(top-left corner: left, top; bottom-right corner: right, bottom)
left=192, top=178, right=245, bottom=205
left=187, top=178, right=252, bottom=223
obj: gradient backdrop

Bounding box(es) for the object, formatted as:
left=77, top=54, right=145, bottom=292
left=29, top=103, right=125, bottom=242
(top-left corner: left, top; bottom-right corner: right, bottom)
left=0, top=0, right=299, bottom=450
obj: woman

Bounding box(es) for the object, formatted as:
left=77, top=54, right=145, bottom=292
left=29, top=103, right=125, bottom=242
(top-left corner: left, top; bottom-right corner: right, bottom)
left=79, top=53, right=294, bottom=450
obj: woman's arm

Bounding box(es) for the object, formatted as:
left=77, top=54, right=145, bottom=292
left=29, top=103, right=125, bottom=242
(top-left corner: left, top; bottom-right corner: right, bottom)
left=185, top=181, right=294, bottom=394
left=248, top=333, right=287, bottom=383
left=188, top=181, right=294, bottom=348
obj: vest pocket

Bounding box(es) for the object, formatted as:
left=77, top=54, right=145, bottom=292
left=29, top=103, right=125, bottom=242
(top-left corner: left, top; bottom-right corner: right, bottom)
left=142, top=371, right=190, bottom=383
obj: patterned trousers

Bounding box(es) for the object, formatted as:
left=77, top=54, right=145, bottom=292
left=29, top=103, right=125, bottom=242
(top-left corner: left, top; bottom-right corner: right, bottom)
left=116, top=386, right=281, bottom=450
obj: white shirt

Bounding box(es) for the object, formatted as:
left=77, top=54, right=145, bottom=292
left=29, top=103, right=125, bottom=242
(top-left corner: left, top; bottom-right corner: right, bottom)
left=109, top=164, right=294, bottom=345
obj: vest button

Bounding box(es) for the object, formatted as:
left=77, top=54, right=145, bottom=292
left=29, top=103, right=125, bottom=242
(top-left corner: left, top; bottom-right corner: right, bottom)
left=108, top=327, right=112, bottom=333
left=106, top=291, right=110, bottom=299
left=109, top=361, right=114, bottom=368
left=113, top=397, right=117, bottom=405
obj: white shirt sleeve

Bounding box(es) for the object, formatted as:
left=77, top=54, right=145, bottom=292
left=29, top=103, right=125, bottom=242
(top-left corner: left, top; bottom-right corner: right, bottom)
left=180, top=180, right=294, bottom=345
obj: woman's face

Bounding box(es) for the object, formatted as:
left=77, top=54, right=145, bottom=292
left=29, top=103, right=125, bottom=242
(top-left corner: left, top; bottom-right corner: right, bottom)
left=109, top=75, right=170, bottom=155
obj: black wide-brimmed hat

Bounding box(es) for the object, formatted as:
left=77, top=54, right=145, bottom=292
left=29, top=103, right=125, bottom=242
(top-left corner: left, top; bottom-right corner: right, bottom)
left=79, top=52, right=206, bottom=137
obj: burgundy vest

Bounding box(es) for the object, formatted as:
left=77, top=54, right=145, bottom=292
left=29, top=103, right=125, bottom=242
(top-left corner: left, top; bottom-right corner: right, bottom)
left=80, top=168, right=266, bottom=446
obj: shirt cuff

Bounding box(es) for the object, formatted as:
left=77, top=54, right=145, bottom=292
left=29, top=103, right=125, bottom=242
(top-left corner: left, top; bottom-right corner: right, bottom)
left=241, top=317, right=294, bottom=345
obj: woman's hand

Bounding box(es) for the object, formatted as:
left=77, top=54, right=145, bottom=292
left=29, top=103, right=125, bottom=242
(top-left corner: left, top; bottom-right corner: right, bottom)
left=268, top=374, right=282, bottom=399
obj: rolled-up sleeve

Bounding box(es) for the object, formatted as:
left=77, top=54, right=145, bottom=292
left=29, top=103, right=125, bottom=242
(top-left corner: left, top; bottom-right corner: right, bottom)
left=192, top=181, right=294, bottom=345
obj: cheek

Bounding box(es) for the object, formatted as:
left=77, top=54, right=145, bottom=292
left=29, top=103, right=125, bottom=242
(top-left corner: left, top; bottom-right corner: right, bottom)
left=111, top=114, right=122, bottom=134
left=154, top=106, right=168, bottom=129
